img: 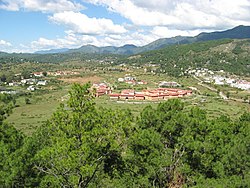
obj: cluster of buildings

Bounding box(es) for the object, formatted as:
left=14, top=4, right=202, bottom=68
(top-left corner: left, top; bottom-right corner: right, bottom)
left=8, top=78, right=48, bottom=92
left=212, top=76, right=250, bottom=90
left=187, top=68, right=250, bottom=90
left=92, top=79, right=191, bottom=101
left=109, top=88, right=192, bottom=101
left=92, top=83, right=112, bottom=97
left=186, top=68, right=215, bottom=77
left=8, top=79, right=47, bottom=87
left=231, top=80, right=250, bottom=90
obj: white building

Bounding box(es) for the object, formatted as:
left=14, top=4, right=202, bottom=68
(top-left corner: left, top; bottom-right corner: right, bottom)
left=37, top=80, right=47, bottom=86
left=214, top=76, right=225, bottom=85
left=159, top=81, right=179, bottom=87
left=118, top=78, right=124, bottom=82
left=27, top=85, right=36, bottom=91
left=231, top=81, right=250, bottom=90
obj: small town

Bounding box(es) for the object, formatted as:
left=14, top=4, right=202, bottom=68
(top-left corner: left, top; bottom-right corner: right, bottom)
left=187, top=68, right=250, bottom=90
left=0, top=1, right=250, bottom=187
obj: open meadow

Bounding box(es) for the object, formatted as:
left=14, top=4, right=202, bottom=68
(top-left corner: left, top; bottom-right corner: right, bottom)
left=7, top=70, right=250, bottom=136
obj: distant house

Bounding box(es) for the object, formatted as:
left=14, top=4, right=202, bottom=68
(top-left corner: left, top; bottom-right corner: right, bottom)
left=37, top=80, right=47, bottom=86
left=214, top=79, right=224, bottom=85
left=146, top=93, right=159, bottom=100
left=109, top=93, right=120, bottom=100
left=188, top=87, right=197, bottom=91
left=118, top=78, right=124, bottom=82
left=125, top=80, right=136, bottom=85
left=8, top=82, right=19, bottom=86
left=226, top=79, right=235, bottom=85
left=92, top=83, right=112, bottom=97
left=124, top=75, right=136, bottom=81
left=21, top=79, right=37, bottom=85
left=120, top=89, right=135, bottom=100
left=137, top=80, right=147, bottom=85
left=1, top=90, right=18, bottom=94
left=213, top=76, right=225, bottom=85
left=33, top=72, right=44, bottom=77
left=21, top=79, right=27, bottom=84
left=231, top=81, right=250, bottom=90
left=135, top=92, right=145, bottom=100
left=27, top=85, right=36, bottom=91
left=159, top=81, right=179, bottom=87
left=167, top=92, right=179, bottom=98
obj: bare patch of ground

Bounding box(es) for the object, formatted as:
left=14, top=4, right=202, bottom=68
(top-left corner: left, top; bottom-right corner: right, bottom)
left=59, top=75, right=103, bottom=84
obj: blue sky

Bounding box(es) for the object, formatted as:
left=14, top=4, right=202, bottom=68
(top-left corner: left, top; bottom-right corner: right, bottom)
left=0, top=0, right=250, bottom=53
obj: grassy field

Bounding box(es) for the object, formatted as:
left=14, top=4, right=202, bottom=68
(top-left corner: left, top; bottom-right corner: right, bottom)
left=6, top=72, right=250, bottom=136
left=7, top=88, right=69, bottom=136
left=191, top=96, right=250, bottom=118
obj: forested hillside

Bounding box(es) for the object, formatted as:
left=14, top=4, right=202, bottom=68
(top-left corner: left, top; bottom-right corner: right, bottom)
left=0, top=52, right=122, bottom=64
left=119, top=39, right=250, bottom=77
left=1, top=39, right=250, bottom=78
left=34, top=25, right=250, bottom=55
left=1, top=83, right=249, bottom=187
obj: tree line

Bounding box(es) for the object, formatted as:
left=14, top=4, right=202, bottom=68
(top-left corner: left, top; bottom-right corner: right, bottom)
left=0, top=83, right=249, bottom=187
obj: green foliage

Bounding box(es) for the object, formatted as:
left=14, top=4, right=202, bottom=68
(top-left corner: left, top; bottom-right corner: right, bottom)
left=29, top=83, right=133, bottom=187
left=25, top=97, right=31, bottom=104
left=0, top=93, right=16, bottom=122
left=0, top=84, right=249, bottom=187
left=21, top=70, right=31, bottom=79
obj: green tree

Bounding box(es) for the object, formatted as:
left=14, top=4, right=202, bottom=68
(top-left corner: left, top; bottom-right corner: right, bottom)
left=42, top=71, right=47, bottom=77
left=21, top=70, right=31, bottom=79
left=31, top=83, right=133, bottom=187
left=0, top=74, right=7, bottom=82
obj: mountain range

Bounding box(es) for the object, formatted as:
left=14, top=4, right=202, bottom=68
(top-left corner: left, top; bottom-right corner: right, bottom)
left=34, top=25, right=250, bottom=55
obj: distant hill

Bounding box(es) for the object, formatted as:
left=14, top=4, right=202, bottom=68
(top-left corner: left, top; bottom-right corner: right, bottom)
left=67, top=44, right=137, bottom=55
left=1, top=38, right=250, bottom=77
left=118, top=39, right=250, bottom=77
left=134, top=25, right=250, bottom=53
left=32, top=25, right=250, bottom=55
left=0, top=25, right=250, bottom=67
left=196, top=25, right=250, bottom=41
left=35, top=48, right=69, bottom=54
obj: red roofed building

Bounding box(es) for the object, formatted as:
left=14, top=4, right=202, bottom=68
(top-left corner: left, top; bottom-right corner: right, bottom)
left=92, top=83, right=112, bottom=97
left=108, top=87, right=192, bottom=101
left=135, top=93, right=145, bottom=100
left=109, top=93, right=120, bottom=100
left=147, top=93, right=159, bottom=100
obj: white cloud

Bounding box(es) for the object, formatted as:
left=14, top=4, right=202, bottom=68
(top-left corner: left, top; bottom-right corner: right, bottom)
left=151, top=27, right=204, bottom=38
left=0, top=40, right=12, bottom=47
left=31, top=35, right=96, bottom=51
left=84, top=0, right=250, bottom=30
left=29, top=31, right=113, bottom=52
left=2, top=0, right=250, bottom=53
left=0, top=0, right=84, bottom=13
left=49, top=11, right=127, bottom=35
left=0, top=40, right=13, bottom=53
left=22, top=29, right=156, bottom=52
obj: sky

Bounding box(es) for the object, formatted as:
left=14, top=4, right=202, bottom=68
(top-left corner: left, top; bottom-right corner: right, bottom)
left=0, top=0, right=250, bottom=53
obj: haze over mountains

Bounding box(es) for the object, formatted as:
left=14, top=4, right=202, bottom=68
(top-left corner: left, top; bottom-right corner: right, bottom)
left=33, top=25, right=250, bottom=55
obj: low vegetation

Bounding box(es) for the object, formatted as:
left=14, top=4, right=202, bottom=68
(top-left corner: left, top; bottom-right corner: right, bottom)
left=0, top=83, right=249, bottom=187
